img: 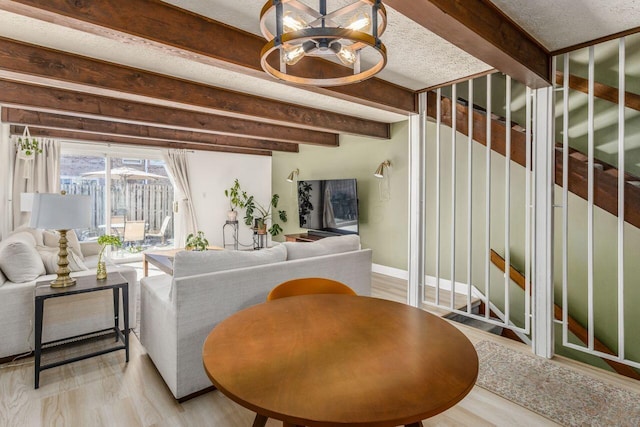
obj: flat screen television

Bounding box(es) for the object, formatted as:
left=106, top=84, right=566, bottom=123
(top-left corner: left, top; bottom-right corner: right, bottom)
left=297, top=178, right=358, bottom=236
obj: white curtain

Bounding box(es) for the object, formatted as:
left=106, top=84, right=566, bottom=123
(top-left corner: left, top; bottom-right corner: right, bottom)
left=11, top=137, right=60, bottom=229
left=163, top=149, right=198, bottom=248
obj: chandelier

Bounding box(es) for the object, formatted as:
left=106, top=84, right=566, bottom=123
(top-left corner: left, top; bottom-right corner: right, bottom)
left=259, top=0, right=387, bottom=86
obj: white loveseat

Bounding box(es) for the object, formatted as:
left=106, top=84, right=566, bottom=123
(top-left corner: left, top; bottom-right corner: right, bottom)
left=0, top=228, right=138, bottom=360
left=140, top=234, right=372, bottom=400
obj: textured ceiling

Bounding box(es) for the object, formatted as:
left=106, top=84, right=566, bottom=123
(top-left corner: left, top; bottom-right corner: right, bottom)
left=162, top=0, right=493, bottom=91
left=488, top=0, right=640, bottom=52
left=0, top=1, right=638, bottom=125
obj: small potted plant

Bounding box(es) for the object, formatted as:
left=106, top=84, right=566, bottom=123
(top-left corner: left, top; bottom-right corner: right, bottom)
left=185, top=231, right=209, bottom=251
left=96, top=234, right=122, bottom=280
left=242, top=193, right=287, bottom=236
left=224, top=179, right=245, bottom=222
left=17, top=136, right=43, bottom=159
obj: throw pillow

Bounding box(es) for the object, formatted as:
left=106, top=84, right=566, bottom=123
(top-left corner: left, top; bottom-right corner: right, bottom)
left=4, top=231, right=37, bottom=247
left=43, top=229, right=84, bottom=260
left=173, top=244, right=287, bottom=278
left=0, top=268, right=6, bottom=286
left=9, top=226, right=44, bottom=246
left=283, top=234, right=360, bottom=261
left=0, top=236, right=46, bottom=283
left=37, top=246, right=89, bottom=274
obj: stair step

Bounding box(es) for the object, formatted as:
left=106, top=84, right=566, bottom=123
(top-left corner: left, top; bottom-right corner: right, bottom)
left=570, top=151, right=588, bottom=161
left=453, top=317, right=504, bottom=335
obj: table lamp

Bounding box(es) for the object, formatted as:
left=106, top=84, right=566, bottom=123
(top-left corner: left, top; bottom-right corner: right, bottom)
left=29, top=192, right=91, bottom=288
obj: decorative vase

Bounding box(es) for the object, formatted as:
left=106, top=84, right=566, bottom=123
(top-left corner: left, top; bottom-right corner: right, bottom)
left=227, top=210, right=238, bottom=221
left=96, top=261, right=107, bottom=280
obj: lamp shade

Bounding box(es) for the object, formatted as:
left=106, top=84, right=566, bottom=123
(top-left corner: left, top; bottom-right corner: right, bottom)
left=29, top=193, right=91, bottom=230
left=374, top=160, right=391, bottom=178
left=286, top=168, right=299, bottom=183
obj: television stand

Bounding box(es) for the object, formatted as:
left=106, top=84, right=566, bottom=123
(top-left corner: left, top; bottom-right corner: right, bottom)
left=284, top=233, right=327, bottom=243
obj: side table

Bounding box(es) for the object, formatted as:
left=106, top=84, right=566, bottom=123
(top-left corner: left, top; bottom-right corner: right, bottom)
left=34, top=272, right=129, bottom=389
left=222, top=220, right=239, bottom=250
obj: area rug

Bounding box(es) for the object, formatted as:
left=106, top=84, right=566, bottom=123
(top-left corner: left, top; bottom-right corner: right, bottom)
left=474, top=340, right=640, bottom=427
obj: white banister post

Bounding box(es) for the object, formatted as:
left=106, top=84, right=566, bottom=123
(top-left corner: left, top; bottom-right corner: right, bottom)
left=533, top=86, right=555, bottom=358
left=407, top=93, right=426, bottom=308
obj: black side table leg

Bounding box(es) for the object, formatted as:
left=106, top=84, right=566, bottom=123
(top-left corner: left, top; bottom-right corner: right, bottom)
left=122, top=285, right=129, bottom=362
left=113, top=288, right=120, bottom=342
left=34, top=298, right=44, bottom=389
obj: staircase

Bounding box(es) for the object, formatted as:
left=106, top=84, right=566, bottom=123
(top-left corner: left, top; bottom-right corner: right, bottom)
left=444, top=299, right=504, bottom=335
left=427, top=91, right=640, bottom=230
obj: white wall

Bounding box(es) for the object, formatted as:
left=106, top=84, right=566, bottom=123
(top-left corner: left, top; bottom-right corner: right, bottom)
left=187, top=151, right=272, bottom=249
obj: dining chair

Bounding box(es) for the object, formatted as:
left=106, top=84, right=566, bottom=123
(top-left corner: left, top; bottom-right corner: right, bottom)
left=146, top=215, right=171, bottom=245
left=267, top=277, right=356, bottom=301
left=122, top=220, right=146, bottom=246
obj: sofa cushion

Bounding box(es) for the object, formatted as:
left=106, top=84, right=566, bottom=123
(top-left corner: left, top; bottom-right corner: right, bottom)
left=9, top=226, right=44, bottom=246
left=0, top=268, right=6, bottom=286
left=283, top=234, right=360, bottom=261
left=173, top=244, right=287, bottom=279
left=0, top=233, right=46, bottom=283
left=43, top=229, right=84, bottom=260
left=37, top=246, right=89, bottom=274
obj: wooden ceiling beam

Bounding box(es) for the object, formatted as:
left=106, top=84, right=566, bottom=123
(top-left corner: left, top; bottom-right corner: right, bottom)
left=556, top=71, right=640, bottom=112
left=0, top=80, right=338, bottom=146
left=0, top=0, right=416, bottom=114
left=2, top=108, right=299, bottom=153
left=385, top=0, right=551, bottom=88
left=0, top=37, right=389, bottom=139
left=10, top=125, right=272, bottom=156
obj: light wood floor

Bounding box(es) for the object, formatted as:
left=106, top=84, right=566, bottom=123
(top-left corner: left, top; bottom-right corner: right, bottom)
left=2, top=273, right=638, bottom=427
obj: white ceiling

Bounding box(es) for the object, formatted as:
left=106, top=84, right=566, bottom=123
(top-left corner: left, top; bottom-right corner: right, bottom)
left=0, top=1, right=638, bottom=125
left=488, top=0, right=640, bottom=52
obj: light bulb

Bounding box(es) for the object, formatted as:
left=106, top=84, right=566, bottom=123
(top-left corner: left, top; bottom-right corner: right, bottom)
left=282, top=45, right=305, bottom=65
left=336, top=46, right=357, bottom=65
left=346, top=13, right=370, bottom=32
left=283, top=12, right=306, bottom=32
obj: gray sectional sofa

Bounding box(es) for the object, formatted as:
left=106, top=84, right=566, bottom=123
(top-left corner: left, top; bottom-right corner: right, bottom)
left=139, top=234, right=372, bottom=400
left=0, top=228, right=137, bottom=360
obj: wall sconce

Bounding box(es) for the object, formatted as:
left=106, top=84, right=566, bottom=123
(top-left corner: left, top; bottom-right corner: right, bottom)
left=286, top=168, right=299, bottom=183
left=374, top=160, right=391, bottom=178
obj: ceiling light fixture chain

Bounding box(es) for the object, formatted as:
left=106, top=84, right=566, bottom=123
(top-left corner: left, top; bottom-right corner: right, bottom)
left=260, top=0, right=387, bottom=86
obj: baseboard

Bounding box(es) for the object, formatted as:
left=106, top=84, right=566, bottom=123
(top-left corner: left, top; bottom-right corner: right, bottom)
left=371, top=264, right=408, bottom=280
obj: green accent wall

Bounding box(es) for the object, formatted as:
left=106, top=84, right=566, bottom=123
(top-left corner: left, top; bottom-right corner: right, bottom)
left=272, top=121, right=409, bottom=270
left=426, top=120, right=640, bottom=372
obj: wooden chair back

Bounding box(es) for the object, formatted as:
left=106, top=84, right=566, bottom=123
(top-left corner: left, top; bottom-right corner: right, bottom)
left=267, top=277, right=356, bottom=301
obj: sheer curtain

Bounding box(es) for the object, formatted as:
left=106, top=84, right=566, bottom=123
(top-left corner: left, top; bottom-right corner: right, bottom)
left=11, top=137, right=60, bottom=229
left=163, top=149, right=198, bottom=248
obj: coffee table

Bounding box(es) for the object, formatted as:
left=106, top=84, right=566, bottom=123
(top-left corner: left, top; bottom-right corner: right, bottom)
left=202, top=294, right=478, bottom=427
left=143, top=246, right=222, bottom=276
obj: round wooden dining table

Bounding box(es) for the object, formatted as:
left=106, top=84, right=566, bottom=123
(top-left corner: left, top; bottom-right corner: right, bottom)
left=202, top=295, right=478, bottom=427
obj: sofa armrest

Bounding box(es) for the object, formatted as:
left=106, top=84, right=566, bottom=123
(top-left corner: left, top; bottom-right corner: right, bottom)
left=139, top=274, right=179, bottom=396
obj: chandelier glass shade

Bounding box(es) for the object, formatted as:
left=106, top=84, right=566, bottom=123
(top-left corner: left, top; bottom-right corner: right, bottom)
left=259, top=0, right=387, bottom=86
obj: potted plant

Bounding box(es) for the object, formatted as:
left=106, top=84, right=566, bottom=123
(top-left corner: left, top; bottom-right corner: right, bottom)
left=17, top=136, right=43, bottom=160
left=185, top=231, right=209, bottom=251
left=224, top=179, right=245, bottom=221
left=242, top=193, right=287, bottom=236
left=96, top=234, right=122, bottom=280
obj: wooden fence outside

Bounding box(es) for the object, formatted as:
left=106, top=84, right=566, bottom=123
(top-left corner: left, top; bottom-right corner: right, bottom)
left=62, top=182, right=174, bottom=240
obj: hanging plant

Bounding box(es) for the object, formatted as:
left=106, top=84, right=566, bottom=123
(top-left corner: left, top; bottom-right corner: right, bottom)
left=18, top=136, right=42, bottom=157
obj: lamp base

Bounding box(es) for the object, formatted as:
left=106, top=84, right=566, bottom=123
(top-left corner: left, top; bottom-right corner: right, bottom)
left=50, top=276, right=77, bottom=288
left=50, top=229, right=76, bottom=288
